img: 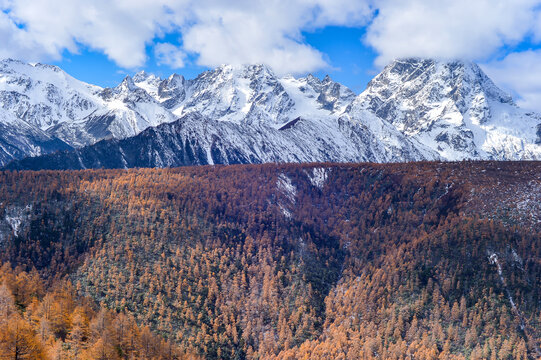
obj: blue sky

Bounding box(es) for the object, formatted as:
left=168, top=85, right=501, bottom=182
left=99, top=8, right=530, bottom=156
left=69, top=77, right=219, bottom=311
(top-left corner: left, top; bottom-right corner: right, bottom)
left=2, top=0, right=541, bottom=110
left=52, top=26, right=379, bottom=94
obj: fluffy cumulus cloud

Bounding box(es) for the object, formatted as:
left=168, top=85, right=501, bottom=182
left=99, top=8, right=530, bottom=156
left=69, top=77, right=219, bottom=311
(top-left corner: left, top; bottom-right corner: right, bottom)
left=0, top=0, right=373, bottom=74
left=155, top=43, right=186, bottom=69
left=365, top=0, right=541, bottom=66
left=0, top=0, right=173, bottom=68
left=482, top=50, right=541, bottom=112
left=177, top=1, right=331, bottom=75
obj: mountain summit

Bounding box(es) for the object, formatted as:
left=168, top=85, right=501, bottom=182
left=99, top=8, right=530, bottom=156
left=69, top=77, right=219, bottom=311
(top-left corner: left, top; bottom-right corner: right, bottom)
left=354, top=58, right=541, bottom=160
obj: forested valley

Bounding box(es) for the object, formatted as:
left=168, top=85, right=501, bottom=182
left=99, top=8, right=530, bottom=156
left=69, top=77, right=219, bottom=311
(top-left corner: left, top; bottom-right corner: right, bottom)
left=0, top=162, right=539, bottom=359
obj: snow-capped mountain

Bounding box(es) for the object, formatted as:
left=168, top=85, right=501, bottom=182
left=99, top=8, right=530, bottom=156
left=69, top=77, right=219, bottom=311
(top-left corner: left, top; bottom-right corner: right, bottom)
left=43, top=73, right=176, bottom=147
left=0, top=59, right=100, bottom=130
left=2, top=57, right=541, bottom=170
left=146, top=64, right=356, bottom=126
left=354, top=58, right=541, bottom=160
left=0, top=59, right=91, bottom=163
left=0, top=59, right=176, bottom=165
left=0, top=60, right=364, bottom=166
left=4, top=62, right=435, bottom=170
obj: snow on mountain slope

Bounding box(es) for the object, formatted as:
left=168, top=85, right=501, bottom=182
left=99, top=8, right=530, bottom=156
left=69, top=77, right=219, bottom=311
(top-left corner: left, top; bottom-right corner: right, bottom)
left=0, top=59, right=99, bottom=130
left=5, top=110, right=432, bottom=171
left=0, top=60, right=178, bottom=164
left=132, top=71, right=162, bottom=99
left=354, top=58, right=541, bottom=160
left=171, top=64, right=297, bottom=126
left=166, top=64, right=356, bottom=128
left=51, top=75, right=176, bottom=147
left=0, top=114, right=72, bottom=167
left=2, top=57, right=541, bottom=169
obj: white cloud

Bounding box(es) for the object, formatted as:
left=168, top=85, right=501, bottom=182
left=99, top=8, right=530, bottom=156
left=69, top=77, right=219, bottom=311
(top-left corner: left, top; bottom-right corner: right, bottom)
left=0, top=0, right=373, bottom=74
left=0, top=10, right=51, bottom=61
left=0, top=0, right=174, bottom=68
left=1, top=0, right=541, bottom=112
left=171, top=0, right=373, bottom=75
left=482, top=50, right=541, bottom=112
left=155, top=43, right=186, bottom=69
left=180, top=4, right=328, bottom=75
left=365, top=0, right=541, bottom=67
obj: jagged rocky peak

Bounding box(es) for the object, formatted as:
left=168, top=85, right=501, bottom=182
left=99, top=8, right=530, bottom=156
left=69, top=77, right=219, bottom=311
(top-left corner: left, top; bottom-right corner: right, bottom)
left=99, top=75, right=155, bottom=104
left=242, top=63, right=275, bottom=77
left=157, top=73, right=186, bottom=108
left=221, top=63, right=275, bottom=77
left=349, top=58, right=541, bottom=161
left=355, top=57, right=516, bottom=131
left=0, top=58, right=30, bottom=73
left=171, top=64, right=358, bottom=126
left=0, top=58, right=60, bottom=75
left=314, top=74, right=356, bottom=113
left=321, top=74, right=333, bottom=84
left=304, top=73, right=321, bottom=85
left=193, top=63, right=279, bottom=88
left=178, top=63, right=295, bottom=125
left=292, top=73, right=355, bottom=113
left=33, top=62, right=63, bottom=73
left=133, top=70, right=164, bottom=98
left=364, top=58, right=514, bottom=109
left=132, top=70, right=160, bottom=83
left=164, top=73, right=185, bottom=86
left=118, top=75, right=137, bottom=91
left=0, top=58, right=25, bottom=65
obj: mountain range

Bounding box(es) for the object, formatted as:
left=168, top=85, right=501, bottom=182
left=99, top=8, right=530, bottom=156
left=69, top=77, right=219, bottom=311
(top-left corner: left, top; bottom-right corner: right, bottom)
left=1, top=58, right=540, bottom=170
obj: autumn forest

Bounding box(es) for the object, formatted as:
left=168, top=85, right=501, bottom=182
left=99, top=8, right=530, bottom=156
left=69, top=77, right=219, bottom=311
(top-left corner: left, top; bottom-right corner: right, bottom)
left=0, top=162, right=539, bottom=359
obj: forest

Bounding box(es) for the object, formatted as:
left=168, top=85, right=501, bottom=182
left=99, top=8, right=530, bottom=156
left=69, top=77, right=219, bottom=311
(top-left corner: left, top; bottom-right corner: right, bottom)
left=0, top=161, right=539, bottom=359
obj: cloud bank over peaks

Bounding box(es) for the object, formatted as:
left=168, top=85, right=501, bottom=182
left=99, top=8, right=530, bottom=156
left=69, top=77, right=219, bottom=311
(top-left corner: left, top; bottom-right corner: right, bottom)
left=0, top=0, right=374, bottom=74
left=2, top=0, right=541, bottom=73
left=365, top=0, right=541, bottom=66
left=1, top=0, right=541, bottom=109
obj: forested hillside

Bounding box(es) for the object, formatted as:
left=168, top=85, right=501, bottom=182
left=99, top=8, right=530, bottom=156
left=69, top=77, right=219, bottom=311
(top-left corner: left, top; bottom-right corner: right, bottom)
left=0, top=162, right=539, bottom=359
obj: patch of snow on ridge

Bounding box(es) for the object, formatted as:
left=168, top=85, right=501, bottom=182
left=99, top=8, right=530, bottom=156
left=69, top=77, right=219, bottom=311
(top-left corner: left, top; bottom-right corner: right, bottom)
left=5, top=204, right=32, bottom=237
left=511, top=248, right=523, bottom=268
left=279, top=204, right=292, bottom=219
left=488, top=251, right=519, bottom=318
left=277, top=173, right=297, bottom=219
left=307, top=167, right=328, bottom=189
left=277, top=173, right=297, bottom=203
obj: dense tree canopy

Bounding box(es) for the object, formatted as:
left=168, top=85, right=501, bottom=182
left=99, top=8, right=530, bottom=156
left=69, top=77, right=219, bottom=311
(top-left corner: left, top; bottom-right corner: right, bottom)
left=0, top=161, right=539, bottom=359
